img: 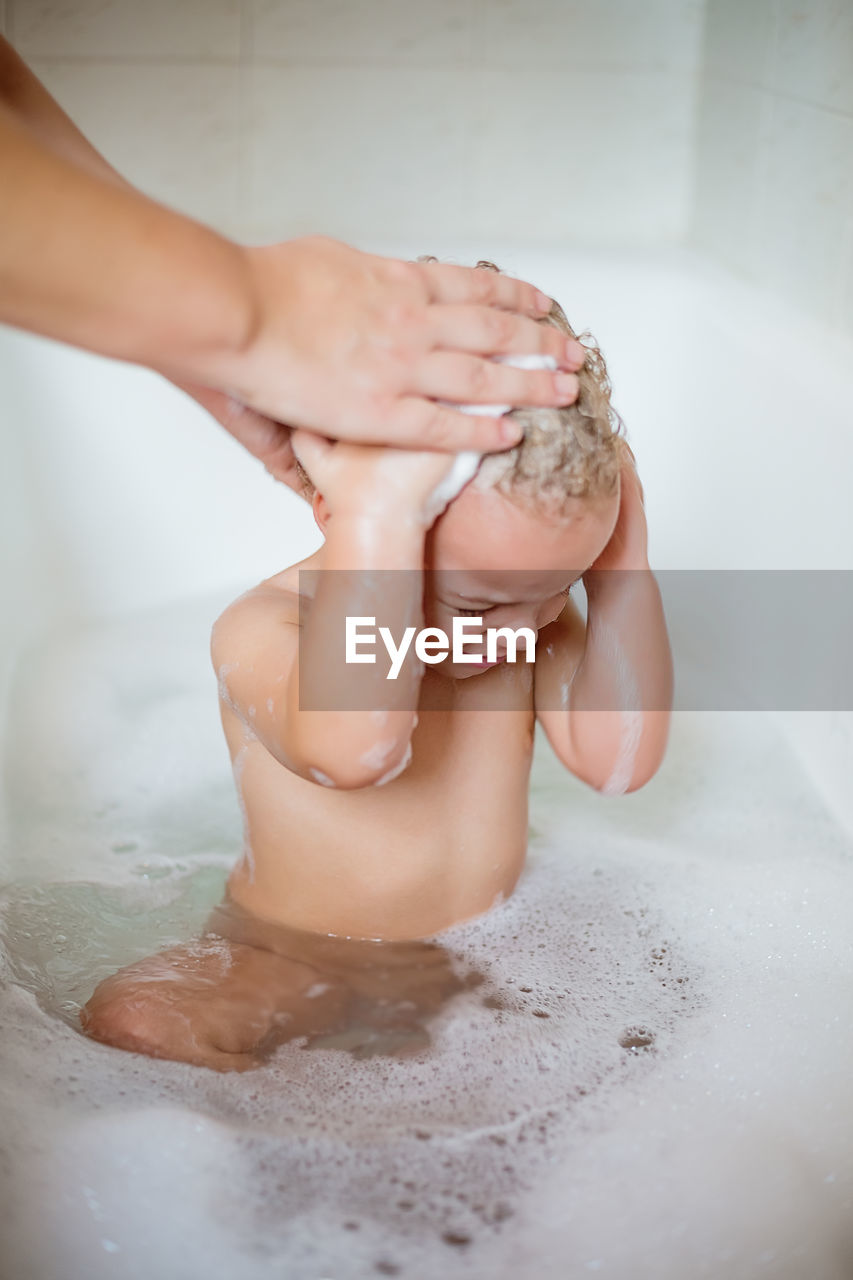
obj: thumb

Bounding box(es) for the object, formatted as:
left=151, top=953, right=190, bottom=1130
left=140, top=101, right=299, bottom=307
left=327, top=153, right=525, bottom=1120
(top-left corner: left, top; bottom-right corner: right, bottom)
left=290, top=428, right=334, bottom=471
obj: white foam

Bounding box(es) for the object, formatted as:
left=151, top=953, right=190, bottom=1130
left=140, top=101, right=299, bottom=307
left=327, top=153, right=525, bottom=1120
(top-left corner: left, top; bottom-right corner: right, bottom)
left=422, top=451, right=482, bottom=524
left=374, top=739, right=413, bottom=786
left=358, top=738, right=399, bottom=771
left=424, top=354, right=559, bottom=523
left=309, top=767, right=337, bottom=788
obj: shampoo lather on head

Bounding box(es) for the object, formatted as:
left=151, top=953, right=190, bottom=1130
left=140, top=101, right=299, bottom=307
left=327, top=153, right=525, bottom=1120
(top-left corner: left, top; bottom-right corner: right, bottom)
left=424, top=353, right=558, bottom=522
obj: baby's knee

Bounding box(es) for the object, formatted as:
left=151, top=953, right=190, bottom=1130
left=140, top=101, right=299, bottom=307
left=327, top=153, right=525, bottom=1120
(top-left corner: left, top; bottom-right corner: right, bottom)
left=81, top=977, right=174, bottom=1059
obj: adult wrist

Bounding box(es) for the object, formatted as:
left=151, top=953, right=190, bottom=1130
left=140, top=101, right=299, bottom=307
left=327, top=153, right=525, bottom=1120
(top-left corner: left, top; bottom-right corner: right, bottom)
left=146, top=230, right=261, bottom=391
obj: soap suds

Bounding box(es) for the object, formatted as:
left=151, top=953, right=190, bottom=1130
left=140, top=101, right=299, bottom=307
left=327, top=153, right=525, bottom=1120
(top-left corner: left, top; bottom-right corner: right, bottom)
left=309, top=768, right=337, bottom=788
left=374, top=740, right=413, bottom=786
left=591, top=620, right=643, bottom=797
left=216, top=662, right=239, bottom=712
left=231, top=743, right=254, bottom=881
left=359, top=738, right=399, bottom=771
left=422, top=452, right=482, bottom=524
left=424, top=354, right=559, bottom=524
left=601, top=709, right=643, bottom=796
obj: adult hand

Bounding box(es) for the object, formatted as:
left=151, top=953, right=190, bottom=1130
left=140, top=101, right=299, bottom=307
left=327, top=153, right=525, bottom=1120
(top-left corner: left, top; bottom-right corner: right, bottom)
left=189, top=237, right=585, bottom=460
left=1, top=40, right=585, bottom=485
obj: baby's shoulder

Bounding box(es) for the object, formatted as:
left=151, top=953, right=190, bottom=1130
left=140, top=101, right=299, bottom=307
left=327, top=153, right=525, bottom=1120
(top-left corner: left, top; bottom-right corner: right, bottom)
left=210, top=572, right=301, bottom=671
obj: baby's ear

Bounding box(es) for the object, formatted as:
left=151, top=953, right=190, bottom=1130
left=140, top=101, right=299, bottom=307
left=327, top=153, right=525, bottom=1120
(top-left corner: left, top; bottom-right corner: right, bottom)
left=312, top=491, right=331, bottom=533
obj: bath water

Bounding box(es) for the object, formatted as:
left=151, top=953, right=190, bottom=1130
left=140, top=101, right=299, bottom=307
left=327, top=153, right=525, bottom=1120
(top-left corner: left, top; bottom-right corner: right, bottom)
left=1, top=601, right=851, bottom=1279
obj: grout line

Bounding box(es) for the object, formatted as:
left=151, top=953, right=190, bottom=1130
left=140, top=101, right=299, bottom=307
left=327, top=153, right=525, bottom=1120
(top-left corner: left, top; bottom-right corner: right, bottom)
left=236, top=1, right=253, bottom=241
left=703, top=69, right=853, bottom=122
left=747, top=86, right=775, bottom=285
left=766, top=0, right=781, bottom=97
left=239, top=0, right=253, bottom=62
left=19, top=53, right=244, bottom=68
left=832, top=216, right=853, bottom=334
left=682, top=64, right=706, bottom=248
left=10, top=51, right=697, bottom=74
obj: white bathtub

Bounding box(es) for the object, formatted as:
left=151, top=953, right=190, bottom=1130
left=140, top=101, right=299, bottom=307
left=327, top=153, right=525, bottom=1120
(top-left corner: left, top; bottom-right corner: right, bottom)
left=1, top=245, right=852, bottom=1280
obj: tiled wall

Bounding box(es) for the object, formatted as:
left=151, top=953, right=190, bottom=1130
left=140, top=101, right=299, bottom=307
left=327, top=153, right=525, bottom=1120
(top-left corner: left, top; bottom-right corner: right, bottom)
left=3, top=0, right=703, bottom=247
left=6, top=2, right=851, bottom=338
left=693, top=0, right=853, bottom=338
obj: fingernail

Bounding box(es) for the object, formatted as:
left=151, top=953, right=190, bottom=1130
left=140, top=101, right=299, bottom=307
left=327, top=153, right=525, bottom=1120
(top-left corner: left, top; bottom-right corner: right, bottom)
left=500, top=419, right=524, bottom=445
left=555, top=373, right=579, bottom=402
left=565, top=339, right=585, bottom=369
left=535, top=290, right=553, bottom=313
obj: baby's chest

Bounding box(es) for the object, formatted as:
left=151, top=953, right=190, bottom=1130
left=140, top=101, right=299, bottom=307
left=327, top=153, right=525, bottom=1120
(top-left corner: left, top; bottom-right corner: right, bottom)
left=409, top=702, right=536, bottom=786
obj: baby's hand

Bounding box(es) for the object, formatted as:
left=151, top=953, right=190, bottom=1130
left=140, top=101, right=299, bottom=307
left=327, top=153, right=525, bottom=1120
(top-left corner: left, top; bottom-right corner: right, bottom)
left=586, top=439, right=649, bottom=574
left=291, top=429, right=473, bottom=527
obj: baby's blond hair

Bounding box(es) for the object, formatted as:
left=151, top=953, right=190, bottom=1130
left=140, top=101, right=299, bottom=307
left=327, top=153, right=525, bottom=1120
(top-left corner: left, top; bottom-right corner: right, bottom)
left=294, top=259, right=623, bottom=512
left=467, top=260, right=622, bottom=513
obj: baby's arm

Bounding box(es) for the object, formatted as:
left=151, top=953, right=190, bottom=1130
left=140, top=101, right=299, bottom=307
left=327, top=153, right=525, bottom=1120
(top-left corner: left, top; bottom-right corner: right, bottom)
left=534, top=447, right=673, bottom=793
left=211, top=437, right=457, bottom=789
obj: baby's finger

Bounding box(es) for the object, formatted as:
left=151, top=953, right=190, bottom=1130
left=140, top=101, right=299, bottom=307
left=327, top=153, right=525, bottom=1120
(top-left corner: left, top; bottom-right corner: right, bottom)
left=416, top=259, right=552, bottom=318
left=290, top=427, right=334, bottom=470
left=429, top=304, right=584, bottom=369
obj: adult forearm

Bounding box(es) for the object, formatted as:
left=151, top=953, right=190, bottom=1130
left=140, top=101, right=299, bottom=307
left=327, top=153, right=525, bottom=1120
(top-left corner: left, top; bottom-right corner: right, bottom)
left=0, top=36, right=126, bottom=185
left=0, top=102, right=253, bottom=379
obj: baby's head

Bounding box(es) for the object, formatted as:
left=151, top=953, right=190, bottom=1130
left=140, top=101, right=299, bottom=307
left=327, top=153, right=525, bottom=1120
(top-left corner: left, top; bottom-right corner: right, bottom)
left=423, top=260, right=623, bottom=675
left=299, top=260, right=624, bottom=678
left=458, top=260, right=621, bottom=514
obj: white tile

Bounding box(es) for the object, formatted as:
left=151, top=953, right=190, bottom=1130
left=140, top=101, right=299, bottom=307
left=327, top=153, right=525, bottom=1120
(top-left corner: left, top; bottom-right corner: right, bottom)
left=691, top=77, right=766, bottom=275
left=468, top=69, right=695, bottom=244
left=752, top=95, right=853, bottom=325
left=244, top=67, right=476, bottom=243
left=838, top=215, right=853, bottom=338
left=702, top=0, right=779, bottom=86
left=12, top=0, right=240, bottom=59
left=770, top=0, right=853, bottom=115
left=247, top=0, right=476, bottom=64
left=30, top=61, right=244, bottom=233
left=474, top=0, right=705, bottom=72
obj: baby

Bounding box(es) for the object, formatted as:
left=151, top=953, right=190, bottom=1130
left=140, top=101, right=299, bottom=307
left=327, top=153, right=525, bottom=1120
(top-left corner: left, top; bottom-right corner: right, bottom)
left=82, top=265, right=673, bottom=1071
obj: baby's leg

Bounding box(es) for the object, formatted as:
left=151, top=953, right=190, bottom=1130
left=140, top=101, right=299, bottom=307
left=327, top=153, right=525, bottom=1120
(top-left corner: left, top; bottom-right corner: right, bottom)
left=331, top=941, right=484, bottom=1058
left=81, top=934, right=348, bottom=1072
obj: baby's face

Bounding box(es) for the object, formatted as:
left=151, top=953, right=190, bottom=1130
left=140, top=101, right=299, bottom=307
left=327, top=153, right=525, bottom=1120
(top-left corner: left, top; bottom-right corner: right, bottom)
left=424, top=481, right=620, bottom=678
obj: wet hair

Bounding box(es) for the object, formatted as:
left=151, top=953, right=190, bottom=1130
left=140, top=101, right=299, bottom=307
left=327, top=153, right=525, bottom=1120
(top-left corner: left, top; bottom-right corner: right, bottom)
left=464, top=259, right=622, bottom=513
left=293, top=258, right=623, bottom=511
